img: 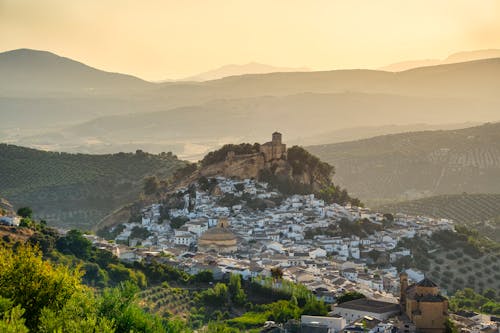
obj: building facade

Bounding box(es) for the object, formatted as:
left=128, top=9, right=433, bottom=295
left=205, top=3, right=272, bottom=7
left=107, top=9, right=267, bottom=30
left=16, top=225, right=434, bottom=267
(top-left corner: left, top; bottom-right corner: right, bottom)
left=400, top=273, right=448, bottom=333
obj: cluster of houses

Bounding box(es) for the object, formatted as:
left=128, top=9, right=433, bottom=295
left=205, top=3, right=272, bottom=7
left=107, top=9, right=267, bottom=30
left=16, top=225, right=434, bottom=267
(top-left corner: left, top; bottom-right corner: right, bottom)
left=82, top=176, right=500, bottom=332
left=96, top=177, right=456, bottom=299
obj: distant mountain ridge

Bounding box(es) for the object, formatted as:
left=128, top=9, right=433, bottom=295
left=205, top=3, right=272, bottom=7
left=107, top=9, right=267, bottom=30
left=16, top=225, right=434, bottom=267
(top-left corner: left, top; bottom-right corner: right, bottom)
left=2, top=48, right=500, bottom=158
left=306, top=122, right=500, bottom=204
left=380, top=48, right=500, bottom=72
left=0, top=49, right=152, bottom=93
left=180, top=62, right=310, bottom=81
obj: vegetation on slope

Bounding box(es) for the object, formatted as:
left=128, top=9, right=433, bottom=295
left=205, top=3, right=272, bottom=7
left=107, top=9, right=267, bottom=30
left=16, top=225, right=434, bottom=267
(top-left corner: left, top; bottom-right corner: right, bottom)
left=1, top=209, right=330, bottom=332
left=307, top=122, right=500, bottom=203
left=200, top=143, right=261, bottom=166
left=377, top=193, right=500, bottom=241
left=378, top=194, right=500, bottom=224
left=394, top=226, right=500, bottom=295
left=449, top=288, right=500, bottom=315
left=0, top=144, right=185, bottom=229
left=0, top=244, right=186, bottom=332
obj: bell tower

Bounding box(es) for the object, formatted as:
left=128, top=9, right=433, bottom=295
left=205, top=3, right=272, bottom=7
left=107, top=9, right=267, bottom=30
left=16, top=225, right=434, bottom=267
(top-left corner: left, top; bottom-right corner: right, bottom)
left=400, top=272, right=408, bottom=311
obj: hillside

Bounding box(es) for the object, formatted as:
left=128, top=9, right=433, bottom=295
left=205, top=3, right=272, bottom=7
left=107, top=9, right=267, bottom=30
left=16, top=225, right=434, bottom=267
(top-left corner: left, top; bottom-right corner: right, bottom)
left=0, top=48, right=152, bottom=93
left=377, top=194, right=500, bottom=241
left=0, top=144, right=185, bottom=229
left=397, top=228, right=500, bottom=295
left=2, top=49, right=500, bottom=156
left=0, top=197, right=14, bottom=215
left=307, top=122, right=500, bottom=204
left=377, top=194, right=500, bottom=225
left=291, top=122, right=479, bottom=146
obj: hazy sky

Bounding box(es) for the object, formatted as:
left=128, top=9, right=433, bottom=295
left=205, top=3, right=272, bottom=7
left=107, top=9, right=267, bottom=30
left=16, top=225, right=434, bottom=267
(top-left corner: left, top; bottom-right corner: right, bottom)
left=1, top=0, right=499, bottom=80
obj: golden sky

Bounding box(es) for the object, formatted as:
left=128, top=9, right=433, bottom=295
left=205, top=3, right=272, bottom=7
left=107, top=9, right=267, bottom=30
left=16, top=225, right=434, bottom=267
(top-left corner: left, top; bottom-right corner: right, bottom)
left=1, top=0, right=499, bottom=80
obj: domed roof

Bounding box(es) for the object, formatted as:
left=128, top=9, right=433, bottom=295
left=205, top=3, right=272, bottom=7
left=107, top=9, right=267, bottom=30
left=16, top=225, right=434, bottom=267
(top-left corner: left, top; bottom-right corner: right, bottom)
left=199, top=227, right=237, bottom=242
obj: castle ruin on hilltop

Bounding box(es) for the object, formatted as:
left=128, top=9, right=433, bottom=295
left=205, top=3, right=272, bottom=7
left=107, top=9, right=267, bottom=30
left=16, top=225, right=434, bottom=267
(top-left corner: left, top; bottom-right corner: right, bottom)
left=202, top=132, right=289, bottom=180
left=259, top=131, right=287, bottom=162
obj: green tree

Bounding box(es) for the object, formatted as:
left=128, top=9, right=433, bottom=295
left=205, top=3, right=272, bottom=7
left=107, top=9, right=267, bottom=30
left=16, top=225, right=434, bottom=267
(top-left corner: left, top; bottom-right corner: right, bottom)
left=0, top=306, right=29, bottom=333
left=192, top=271, right=214, bottom=283
left=18, top=218, right=33, bottom=228
left=98, top=281, right=167, bottom=333
left=229, top=274, right=246, bottom=305
left=266, top=300, right=300, bottom=323
left=16, top=207, right=32, bottom=219
left=56, top=229, right=93, bottom=260
left=38, top=291, right=114, bottom=333
left=271, top=267, right=284, bottom=280
left=0, top=245, right=83, bottom=330
left=301, top=298, right=328, bottom=316
left=144, top=176, right=159, bottom=195
left=483, top=288, right=496, bottom=300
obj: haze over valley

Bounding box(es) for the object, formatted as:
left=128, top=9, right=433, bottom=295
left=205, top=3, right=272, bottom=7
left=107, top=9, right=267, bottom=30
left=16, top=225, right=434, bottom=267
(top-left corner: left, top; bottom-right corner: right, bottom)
left=2, top=48, right=500, bottom=160
left=1, top=2, right=500, bottom=332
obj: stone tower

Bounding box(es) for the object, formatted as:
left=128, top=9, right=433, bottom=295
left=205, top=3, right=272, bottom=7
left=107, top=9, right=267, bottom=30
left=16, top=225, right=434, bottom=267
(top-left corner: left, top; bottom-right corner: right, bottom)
left=272, top=132, right=282, bottom=145
left=260, top=132, right=287, bottom=162
left=400, top=271, right=408, bottom=310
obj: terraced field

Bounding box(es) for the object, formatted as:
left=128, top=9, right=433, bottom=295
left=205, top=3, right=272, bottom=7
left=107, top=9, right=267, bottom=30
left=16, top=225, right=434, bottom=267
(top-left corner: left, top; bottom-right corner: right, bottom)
left=139, top=285, right=194, bottom=320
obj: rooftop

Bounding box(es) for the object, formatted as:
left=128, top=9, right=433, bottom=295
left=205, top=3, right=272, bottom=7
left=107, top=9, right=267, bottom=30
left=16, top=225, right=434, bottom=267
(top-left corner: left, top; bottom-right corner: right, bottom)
left=335, top=298, right=399, bottom=314
left=416, top=277, right=438, bottom=288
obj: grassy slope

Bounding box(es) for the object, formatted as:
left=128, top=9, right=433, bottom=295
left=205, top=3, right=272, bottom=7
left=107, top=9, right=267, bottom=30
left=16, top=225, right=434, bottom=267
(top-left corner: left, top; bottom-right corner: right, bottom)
left=0, top=144, right=185, bottom=229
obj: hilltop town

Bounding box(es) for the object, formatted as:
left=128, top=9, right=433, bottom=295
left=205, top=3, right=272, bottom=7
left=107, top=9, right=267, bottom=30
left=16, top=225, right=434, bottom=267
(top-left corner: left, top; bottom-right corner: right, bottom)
left=83, top=134, right=499, bottom=332
left=3, top=133, right=499, bottom=332
left=96, top=174, right=453, bottom=291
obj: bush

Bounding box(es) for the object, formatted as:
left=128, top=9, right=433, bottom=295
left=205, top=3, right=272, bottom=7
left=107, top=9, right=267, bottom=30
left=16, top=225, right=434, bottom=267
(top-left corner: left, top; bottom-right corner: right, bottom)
left=170, top=216, right=189, bottom=229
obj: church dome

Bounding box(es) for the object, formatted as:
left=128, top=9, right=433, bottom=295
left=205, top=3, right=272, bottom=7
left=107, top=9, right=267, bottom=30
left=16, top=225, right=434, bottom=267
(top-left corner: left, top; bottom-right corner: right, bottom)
left=198, top=218, right=238, bottom=254
left=199, top=227, right=237, bottom=242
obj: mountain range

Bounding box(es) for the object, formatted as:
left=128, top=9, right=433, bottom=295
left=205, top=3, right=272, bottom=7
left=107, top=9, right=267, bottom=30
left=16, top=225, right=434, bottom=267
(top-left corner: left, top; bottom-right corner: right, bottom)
left=379, top=48, right=500, bottom=72
left=179, top=62, right=310, bottom=81
left=1, top=48, right=500, bottom=159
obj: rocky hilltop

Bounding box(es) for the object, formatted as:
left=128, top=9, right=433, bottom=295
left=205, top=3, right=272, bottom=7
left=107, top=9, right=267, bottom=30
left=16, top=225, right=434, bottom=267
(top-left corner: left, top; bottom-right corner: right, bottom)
left=97, top=133, right=359, bottom=230
left=177, top=132, right=338, bottom=195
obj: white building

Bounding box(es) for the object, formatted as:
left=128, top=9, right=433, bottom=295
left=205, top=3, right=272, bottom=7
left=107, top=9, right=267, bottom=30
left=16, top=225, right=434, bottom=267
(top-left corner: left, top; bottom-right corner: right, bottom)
left=301, top=315, right=346, bottom=332
left=174, top=232, right=195, bottom=246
